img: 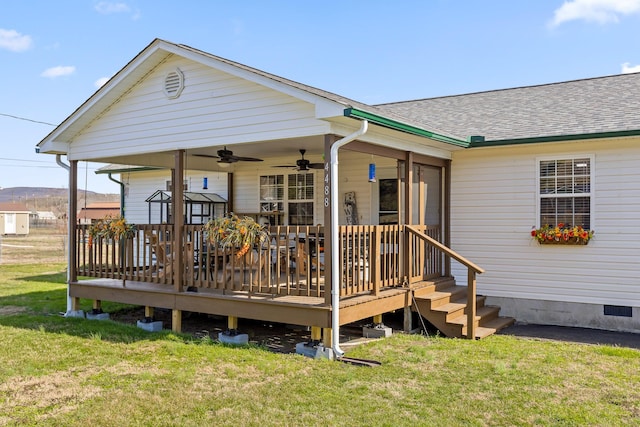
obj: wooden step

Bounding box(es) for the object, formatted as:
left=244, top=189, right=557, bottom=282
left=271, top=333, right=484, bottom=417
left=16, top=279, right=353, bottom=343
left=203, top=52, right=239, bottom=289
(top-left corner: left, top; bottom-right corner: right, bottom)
left=430, top=296, right=487, bottom=322
left=461, top=316, right=516, bottom=339
left=409, top=276, right=515, bottom=339
left=447, top=305, right=499, bottom=325
left=414, top=285, right=467, bottom=309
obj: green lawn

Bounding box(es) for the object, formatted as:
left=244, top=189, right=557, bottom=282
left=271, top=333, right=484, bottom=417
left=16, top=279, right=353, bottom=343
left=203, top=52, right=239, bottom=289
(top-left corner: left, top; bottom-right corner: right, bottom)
left=1, top=263, right=639, bottom=426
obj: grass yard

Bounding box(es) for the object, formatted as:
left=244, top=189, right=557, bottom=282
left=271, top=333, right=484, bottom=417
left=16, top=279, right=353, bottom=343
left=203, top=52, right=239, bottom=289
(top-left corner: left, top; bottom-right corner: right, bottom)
left=1, top=263, right=639, bottom=426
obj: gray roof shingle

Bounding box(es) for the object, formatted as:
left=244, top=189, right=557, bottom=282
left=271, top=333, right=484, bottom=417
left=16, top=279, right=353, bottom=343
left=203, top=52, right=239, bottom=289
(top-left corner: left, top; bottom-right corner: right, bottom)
left=376, top=73, right=640, bottom=142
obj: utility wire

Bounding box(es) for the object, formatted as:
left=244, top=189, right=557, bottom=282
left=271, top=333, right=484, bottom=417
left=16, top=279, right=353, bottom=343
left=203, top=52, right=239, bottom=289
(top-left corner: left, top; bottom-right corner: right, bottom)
left=0, top=156, right=57, bottom=164
left=0, top=113, right=56, bottom=127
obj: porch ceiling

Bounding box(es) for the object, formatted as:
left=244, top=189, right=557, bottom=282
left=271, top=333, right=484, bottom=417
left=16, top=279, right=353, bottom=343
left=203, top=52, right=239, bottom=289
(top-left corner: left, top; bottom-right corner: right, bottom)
left=91, top=136, right=326, bottom=171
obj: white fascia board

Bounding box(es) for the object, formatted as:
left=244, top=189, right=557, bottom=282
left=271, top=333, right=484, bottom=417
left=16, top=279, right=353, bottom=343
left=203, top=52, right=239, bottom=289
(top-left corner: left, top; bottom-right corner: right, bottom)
left=36, top=140, right=70, bottom=155
left=329, top=121, right=453, bottom=160
left=314, top=98, right=346, bottom=119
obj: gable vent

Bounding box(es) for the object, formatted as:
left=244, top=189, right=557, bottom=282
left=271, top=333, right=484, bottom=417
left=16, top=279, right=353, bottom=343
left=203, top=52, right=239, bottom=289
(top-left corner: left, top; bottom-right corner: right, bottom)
left=163, top=68, right=184, bottom=99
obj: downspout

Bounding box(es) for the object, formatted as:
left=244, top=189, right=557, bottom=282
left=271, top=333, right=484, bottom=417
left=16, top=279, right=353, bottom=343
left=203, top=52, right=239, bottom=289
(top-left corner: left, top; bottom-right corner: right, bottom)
left=330, top=119, right=368, bottom=358
left=55, top=154, right=73, bottom=315
left=107, top=173, right=125, bottom=217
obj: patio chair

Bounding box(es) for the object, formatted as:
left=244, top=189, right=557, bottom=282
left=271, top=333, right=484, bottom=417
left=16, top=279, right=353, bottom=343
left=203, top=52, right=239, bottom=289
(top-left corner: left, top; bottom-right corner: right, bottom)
left=146, top=232, right=172, bottom=279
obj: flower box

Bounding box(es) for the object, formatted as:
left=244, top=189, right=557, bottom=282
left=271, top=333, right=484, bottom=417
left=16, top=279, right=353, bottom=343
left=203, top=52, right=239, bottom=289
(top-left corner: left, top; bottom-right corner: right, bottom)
left=531, top=223, right=593, bottom=246
left=537, top=238, right=589, bottom=246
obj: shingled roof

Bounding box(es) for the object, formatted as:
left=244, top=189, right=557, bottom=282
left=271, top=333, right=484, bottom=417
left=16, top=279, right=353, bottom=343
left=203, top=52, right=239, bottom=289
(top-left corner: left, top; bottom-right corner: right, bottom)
left=377, top=72, right=640, bottom=143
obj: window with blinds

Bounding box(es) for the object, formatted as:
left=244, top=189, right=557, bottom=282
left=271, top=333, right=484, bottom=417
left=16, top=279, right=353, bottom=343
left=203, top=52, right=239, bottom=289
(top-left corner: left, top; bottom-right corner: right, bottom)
left=538, top=156, right=592, bottom=229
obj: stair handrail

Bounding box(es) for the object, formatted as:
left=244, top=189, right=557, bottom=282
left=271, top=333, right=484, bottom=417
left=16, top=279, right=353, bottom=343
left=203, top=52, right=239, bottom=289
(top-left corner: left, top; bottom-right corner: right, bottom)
left=405, top=225, right=484, bottom=339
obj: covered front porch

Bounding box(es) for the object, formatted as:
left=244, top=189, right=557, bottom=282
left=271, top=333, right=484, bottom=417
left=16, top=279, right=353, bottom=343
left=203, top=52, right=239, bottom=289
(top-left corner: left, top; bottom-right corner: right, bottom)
left=74, top=221, right=481, bottom=342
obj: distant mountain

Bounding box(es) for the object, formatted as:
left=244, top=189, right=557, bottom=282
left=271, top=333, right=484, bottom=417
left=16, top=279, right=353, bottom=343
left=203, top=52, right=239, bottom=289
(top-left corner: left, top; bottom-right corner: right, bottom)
left=0, top=187, right=118, bottom=202
left=0, top=187, right=118, bottom=215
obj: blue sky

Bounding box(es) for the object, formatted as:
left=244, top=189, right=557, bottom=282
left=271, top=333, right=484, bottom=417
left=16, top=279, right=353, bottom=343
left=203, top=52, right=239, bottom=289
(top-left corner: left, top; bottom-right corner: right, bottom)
left=1, top=0, right=640, bottom=194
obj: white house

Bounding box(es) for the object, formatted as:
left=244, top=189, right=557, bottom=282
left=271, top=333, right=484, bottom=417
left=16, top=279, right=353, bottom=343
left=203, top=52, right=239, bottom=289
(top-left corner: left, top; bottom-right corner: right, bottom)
left=36, top=38, right=640, bottom=343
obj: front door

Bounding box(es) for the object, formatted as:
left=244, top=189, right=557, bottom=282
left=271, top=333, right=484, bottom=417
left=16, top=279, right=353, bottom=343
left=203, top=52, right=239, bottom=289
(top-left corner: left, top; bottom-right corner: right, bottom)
left=412, top=164, right=442, bottom=228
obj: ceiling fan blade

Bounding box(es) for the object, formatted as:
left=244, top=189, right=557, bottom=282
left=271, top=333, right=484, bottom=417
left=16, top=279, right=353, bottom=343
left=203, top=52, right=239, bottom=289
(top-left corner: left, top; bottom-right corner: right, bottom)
left=308, top=163, right=325, bottom=169
left=273, top=165, right=296, bottom=168
left=193, top=153, right=220, bottom=159
left=232, top=156, right=263, bottom=162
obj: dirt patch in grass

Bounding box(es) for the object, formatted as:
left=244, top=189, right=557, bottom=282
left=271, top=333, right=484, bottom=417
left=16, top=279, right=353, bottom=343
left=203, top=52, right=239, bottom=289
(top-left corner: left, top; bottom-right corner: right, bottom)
left=0, top=306, right=28, bottom=316
left=0, top=370, right=101, bottom=424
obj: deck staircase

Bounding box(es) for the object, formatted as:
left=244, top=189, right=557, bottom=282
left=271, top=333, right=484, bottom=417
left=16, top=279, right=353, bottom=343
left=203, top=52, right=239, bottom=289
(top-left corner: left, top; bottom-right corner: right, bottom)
left=411, top=277, right=515, bottom=339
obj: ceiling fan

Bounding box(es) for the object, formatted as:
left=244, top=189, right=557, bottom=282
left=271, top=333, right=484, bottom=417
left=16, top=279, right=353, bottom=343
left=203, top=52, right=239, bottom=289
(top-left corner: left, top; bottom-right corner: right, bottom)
left=274, top=149, right=324, bottom=171
left=194, top=147, right=263, bottom=164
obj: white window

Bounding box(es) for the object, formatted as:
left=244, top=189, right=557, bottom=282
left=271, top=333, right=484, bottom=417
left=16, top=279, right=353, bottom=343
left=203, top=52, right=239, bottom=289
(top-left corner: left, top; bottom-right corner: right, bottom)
left=537, top=156, right=593, bottom=229
left=288, top=173, right=314, bottom=225
left=259, top=175, right=284, bottom=212
left=259, top=173, right=315, bottom=225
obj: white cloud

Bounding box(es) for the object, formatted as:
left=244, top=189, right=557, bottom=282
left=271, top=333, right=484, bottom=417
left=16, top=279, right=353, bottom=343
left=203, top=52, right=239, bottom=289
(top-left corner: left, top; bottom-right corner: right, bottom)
left=622, top=62, right=640, bottom=73
left=41, top=65, right=76, bottom=78
left=550, top=0, right=640, bottom=26
left=95, top=2, right=130, bottom=14
left=0, top=29, right=33, bottom=52
left=94, top=77, right=110, bottom=88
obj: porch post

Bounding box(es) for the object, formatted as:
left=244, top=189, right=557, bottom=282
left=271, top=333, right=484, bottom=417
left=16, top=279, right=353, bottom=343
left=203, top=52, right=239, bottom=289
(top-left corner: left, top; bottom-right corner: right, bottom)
left=403, top=152, right=413, bottom=282
left=68, top=160, right=79, bottom=311
left=444, top=160, right=452, bottom=276
left=172, top=150, right=184, bottom=333
left=227, top=172, right=234, bottom=213
left=323, top=134, right=337, bottom=306
left=173, top=150, right=185, bottom=293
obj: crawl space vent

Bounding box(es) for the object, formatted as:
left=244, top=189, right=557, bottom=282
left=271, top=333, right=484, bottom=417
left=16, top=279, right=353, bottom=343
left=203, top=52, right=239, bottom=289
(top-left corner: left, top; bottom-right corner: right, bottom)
left=163, top=68, right=184, bottom=99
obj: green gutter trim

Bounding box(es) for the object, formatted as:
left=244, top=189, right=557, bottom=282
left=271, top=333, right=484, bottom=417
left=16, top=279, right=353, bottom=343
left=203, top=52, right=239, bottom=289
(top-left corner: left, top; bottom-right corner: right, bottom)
left=344, top=108, right=469, bottom=148
left=472, top=129, right=640, bottom=147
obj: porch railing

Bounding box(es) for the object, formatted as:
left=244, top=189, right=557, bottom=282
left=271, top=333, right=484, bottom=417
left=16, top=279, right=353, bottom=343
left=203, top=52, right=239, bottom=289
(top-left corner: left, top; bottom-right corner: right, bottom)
left=406, top=225, right=485, bottom=339
left=76, top=223, right=462, bottom=300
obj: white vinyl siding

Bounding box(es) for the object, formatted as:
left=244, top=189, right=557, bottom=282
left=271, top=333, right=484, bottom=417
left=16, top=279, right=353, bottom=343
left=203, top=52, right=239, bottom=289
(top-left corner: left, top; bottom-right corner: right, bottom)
left=450, top=138, right=640, bottom=307
left=68, top=56, right=330, bottom=160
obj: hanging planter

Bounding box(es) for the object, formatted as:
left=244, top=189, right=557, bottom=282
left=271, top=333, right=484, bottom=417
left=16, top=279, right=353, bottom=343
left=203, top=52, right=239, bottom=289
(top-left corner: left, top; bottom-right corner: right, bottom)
left=531, top=224, right=594, bottom=246
left=204, top=214, right=268, bottom=258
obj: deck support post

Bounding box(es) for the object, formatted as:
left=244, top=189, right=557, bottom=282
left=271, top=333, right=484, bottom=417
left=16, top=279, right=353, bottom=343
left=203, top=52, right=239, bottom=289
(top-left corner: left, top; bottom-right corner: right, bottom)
left=322, top=327, right=332, bottom=348
left=172, top=309, right=182, bottom=333
left=403, top=306, right=413, bottom=333
left=91, top=300, right=102, bottom=313
left=227, top=316, right=238, bottom=332
left=145, top=306, right=154, bottom=320
left=311, top=326, right=322, bottom=343
left=71, top=297, right=80, bottom=311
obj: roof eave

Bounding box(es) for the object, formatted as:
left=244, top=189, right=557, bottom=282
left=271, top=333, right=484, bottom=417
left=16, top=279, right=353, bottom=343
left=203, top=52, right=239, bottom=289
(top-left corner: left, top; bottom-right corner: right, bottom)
left=344, top=108, right=470, bottom=148
left=471, top=129, right=640, bottom=147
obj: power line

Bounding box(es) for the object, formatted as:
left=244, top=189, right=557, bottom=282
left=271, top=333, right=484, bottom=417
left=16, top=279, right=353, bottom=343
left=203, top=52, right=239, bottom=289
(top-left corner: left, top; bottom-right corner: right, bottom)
left=0, top=156, right=56, bottom=164
left=0, top=112, right=56, bottom=127
left=0, top=163, right=101, bottom=170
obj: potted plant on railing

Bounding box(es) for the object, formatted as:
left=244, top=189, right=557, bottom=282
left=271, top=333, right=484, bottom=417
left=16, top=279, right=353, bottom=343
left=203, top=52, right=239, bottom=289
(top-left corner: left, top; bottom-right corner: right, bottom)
left=88, top=216, right=137, bottom=284
left=531, top=223, right=594, bottom=245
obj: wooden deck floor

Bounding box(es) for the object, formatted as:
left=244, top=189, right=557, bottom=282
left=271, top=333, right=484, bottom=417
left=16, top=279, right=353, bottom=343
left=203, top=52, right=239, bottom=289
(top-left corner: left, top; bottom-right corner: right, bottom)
left=70, top=277, right=420, bottom=329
